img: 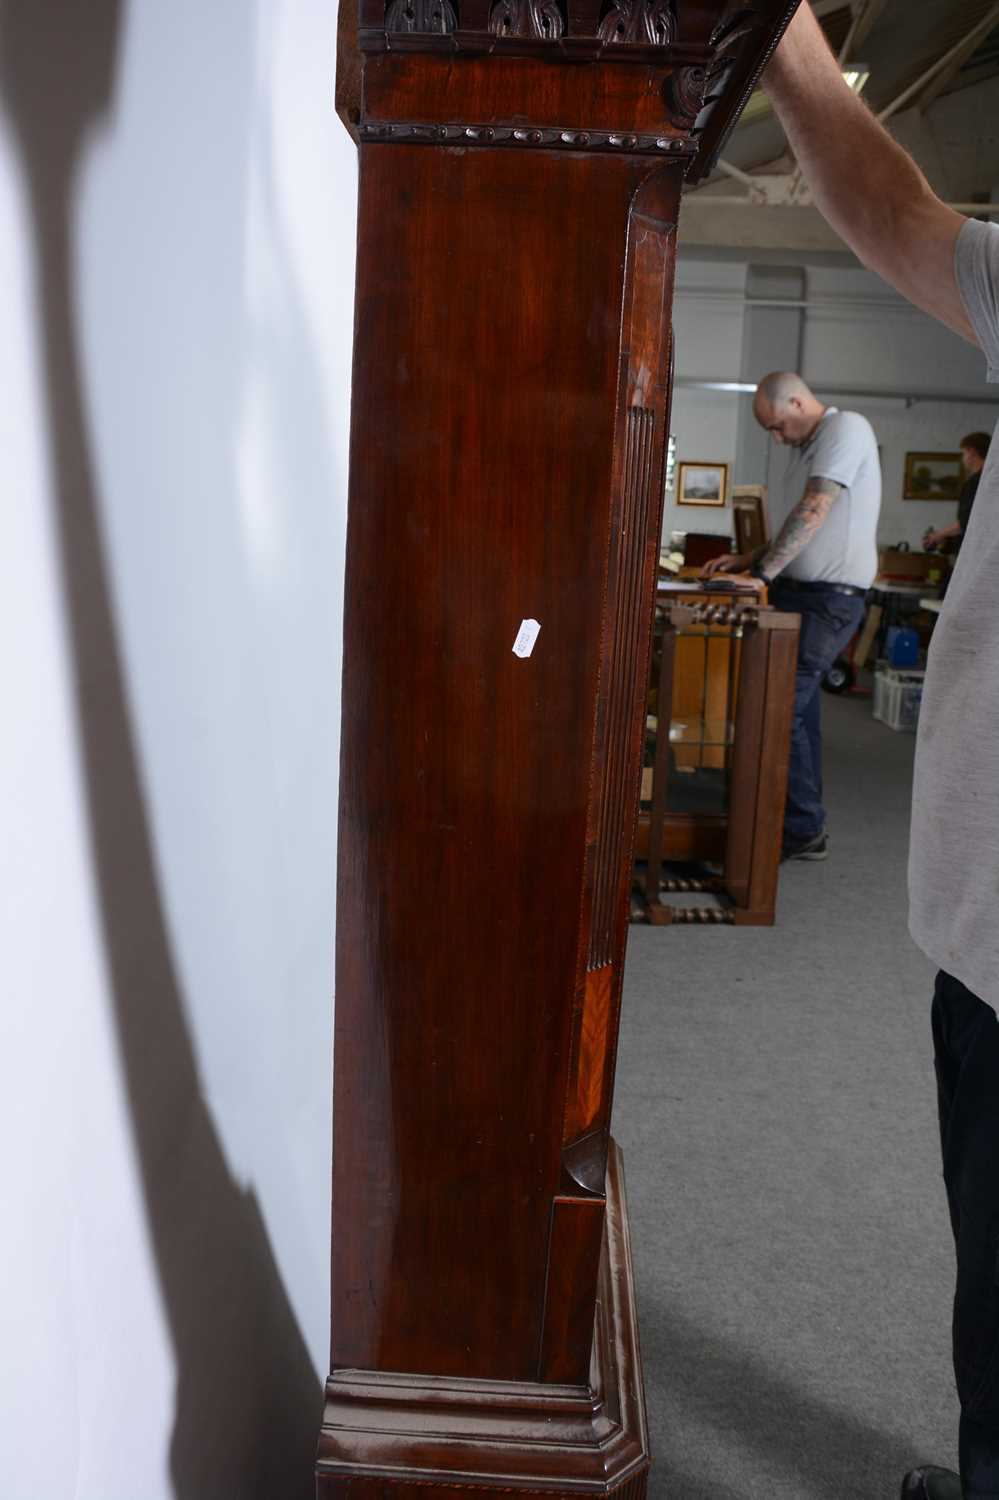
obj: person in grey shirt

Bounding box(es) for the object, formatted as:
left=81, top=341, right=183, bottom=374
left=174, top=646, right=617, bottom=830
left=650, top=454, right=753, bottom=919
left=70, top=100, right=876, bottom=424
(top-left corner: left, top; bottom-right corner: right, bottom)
left=760, top=7, right=999, bottom=1499
left=704, top=372, right=881, bottom=861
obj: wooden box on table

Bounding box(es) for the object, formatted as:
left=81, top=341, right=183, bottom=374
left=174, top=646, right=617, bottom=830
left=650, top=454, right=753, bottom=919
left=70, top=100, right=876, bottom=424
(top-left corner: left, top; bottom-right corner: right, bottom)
left=319, top=4, right=802, bottom=1497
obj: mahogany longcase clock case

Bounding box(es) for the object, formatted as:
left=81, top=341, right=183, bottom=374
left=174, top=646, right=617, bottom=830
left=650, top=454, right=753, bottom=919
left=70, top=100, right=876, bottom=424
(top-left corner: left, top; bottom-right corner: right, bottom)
left=317, top=3, right=800, bottom=1496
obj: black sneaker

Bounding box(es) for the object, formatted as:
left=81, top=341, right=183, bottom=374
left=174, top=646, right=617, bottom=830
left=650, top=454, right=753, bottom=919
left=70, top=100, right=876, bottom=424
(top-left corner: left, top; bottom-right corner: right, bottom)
left=781, top=831, right=829, bottom=862
left=900, top=1467, right=962, bottom=1499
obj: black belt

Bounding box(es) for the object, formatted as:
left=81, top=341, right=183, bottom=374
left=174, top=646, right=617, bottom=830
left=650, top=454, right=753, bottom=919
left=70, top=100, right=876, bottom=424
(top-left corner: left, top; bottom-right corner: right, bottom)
left=775, top=579, right=868, bottom=599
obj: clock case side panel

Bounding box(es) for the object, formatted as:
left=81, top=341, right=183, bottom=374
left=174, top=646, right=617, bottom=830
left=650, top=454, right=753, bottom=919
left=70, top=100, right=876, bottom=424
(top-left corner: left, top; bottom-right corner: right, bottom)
left=330, top=142, right=673, bottom=1386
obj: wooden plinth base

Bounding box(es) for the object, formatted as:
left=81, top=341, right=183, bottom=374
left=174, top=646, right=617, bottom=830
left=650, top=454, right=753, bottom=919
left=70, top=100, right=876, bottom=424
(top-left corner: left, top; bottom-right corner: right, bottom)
left=316, top=1141, right=650, bottom=1500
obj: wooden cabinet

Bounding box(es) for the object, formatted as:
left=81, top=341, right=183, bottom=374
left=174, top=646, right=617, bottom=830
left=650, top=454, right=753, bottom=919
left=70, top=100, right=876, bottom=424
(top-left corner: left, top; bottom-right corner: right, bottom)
left=318, top=5, right=802, bottom=1498
left=670, top=626, right=742, bottom=771
left=637, top=587, right=800, bottom=926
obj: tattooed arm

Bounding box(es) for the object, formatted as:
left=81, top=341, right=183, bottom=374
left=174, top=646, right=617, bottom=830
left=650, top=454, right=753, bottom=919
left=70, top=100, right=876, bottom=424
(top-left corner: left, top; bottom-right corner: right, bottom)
left=758, top=477, right=842, bottom=580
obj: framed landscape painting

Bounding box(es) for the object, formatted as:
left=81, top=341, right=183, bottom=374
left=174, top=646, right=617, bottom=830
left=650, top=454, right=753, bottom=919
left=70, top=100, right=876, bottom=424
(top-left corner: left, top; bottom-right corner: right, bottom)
left=677, top=461, right=729, bottom=507
left=903, top=451, right=963, bottom=501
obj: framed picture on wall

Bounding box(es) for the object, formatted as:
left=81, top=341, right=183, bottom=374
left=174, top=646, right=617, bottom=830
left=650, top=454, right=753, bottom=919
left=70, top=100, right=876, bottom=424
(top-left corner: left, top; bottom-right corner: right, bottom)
left=903, top=451, right=963, bottom=501
left=677, top=461, right=729, bottom=507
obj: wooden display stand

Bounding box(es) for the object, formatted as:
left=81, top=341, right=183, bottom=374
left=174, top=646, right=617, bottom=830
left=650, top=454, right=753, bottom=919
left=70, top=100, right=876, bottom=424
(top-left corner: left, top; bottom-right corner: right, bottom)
left=318, top=4, right=801, bottom=1497
left=637, top=588, right=799, bottom=927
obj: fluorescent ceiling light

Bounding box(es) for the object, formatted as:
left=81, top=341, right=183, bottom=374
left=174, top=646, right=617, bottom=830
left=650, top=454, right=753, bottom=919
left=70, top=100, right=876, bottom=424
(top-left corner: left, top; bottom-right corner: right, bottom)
left=842, top=65, right=871, bottom=94
left=739, top=65, right=870, bottom=127
left=692, top=382, right=759, bottom=394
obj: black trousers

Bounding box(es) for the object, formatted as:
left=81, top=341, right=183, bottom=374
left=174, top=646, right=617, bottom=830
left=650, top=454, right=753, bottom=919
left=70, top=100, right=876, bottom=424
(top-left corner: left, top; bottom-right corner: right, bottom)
left=933, top=971, right=999, bottom=1498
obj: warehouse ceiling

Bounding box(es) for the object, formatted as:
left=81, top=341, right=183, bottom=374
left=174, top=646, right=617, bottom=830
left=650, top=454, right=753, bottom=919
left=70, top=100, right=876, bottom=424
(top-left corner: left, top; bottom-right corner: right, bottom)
left=684, top=0, right=999, bottom=253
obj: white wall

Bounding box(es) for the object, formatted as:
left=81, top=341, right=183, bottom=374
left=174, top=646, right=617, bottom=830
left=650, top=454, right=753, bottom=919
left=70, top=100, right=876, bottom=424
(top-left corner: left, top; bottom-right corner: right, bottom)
left=666, top=257, right=998, bottom=550
left=0, top=3, right=354, bottom=1498
left=664, top=260, right=745, bottom=540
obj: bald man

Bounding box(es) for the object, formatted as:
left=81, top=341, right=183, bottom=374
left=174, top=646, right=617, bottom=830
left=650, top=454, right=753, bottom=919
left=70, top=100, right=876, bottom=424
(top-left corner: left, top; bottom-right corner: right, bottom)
left=703, top=373, right=881, bottom=861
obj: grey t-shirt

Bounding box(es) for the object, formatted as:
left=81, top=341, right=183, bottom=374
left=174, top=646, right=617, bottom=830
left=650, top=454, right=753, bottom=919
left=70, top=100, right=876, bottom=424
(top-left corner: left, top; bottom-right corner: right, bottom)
left=909, top=218, right=999, bottom=1006
left=778, top=407, right=882, bottom=588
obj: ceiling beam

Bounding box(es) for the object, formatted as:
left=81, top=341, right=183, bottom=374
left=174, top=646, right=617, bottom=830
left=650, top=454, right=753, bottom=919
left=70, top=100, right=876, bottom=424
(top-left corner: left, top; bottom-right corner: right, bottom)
left=914, top=3, right=999, bottom=112
left=851, top=0, right=891, bottom=53
left=830, top=0, right=898, bottom=66
left=675, top=376, right=999, bottom=407
left=837, top=8, right=863, bottom=64
left=879, top=2, right=999, bottom=121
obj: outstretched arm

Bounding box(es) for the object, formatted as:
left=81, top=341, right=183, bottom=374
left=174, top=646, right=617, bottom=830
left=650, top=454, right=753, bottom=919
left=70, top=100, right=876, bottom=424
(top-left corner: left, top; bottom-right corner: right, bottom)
left=758, top=477, right=839, bottom=579
left=764, top=4, right=975, bottom=345
left=700, top=478, right=840, bottom=583
left=925, top=521, right=962, bottom=549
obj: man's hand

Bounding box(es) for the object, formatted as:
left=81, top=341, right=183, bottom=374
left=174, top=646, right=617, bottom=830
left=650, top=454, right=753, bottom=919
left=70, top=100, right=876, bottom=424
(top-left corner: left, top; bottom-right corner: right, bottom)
left=700, top=552, right=753, bottom=579
left=925, top=524, right=960, bottom=551
left=716, top=572, right=767, bottom=599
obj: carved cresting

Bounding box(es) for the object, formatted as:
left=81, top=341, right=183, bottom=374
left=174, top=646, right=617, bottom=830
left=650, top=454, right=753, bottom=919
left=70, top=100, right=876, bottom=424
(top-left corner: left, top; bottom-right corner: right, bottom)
left=667, top=63, right=709, bottom=122
left=712, top=4, right=762, bottom=49
left=597, top=0, right=675, bottom=47
left=386, top=0, right=457, bottom=32
left=489, top=0, right=564, bottom=40
left=695, top=6, right=764, bottom=115
left=378, top=0, right=768, bottom=47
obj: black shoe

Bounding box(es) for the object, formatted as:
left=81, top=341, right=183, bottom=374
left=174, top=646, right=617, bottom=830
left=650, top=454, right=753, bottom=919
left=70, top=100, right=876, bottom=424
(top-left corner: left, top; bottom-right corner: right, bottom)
left=900, top=1467, right=963, bottom=1499
left=781, top=831, right=829, bottom=862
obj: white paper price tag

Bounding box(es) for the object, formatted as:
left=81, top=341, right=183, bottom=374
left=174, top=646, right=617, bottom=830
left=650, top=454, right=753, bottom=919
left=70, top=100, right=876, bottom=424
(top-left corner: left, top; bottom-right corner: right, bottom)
left=512, top=619, right=541, bottom=659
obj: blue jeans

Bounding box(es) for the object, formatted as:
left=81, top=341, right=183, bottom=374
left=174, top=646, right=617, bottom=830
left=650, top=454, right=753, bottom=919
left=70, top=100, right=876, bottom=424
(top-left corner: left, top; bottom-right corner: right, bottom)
left=933, top=972, right=999, bottom=1499
left=769, top=581, right=866, bottom=845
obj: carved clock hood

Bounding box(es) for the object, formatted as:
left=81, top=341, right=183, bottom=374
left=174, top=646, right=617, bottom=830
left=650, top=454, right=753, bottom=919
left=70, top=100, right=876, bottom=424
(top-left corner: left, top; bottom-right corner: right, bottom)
left=340, top=0, right=799, bottom=181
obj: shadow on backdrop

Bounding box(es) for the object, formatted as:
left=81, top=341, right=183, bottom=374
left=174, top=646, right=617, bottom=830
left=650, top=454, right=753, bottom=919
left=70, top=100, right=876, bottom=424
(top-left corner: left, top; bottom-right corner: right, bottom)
left=0, top=1, right=323, bottom=1494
